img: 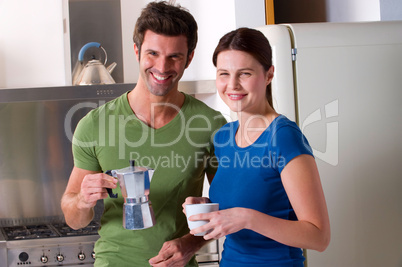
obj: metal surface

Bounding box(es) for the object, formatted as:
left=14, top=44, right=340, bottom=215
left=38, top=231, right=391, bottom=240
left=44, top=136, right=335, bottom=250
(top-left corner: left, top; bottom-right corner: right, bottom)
left=0, top=84, right=133, bottom=227
left=107, top=163, right=156, bottom=230
left=3, top=235, right=98, bottom=266
left=0, top=223, right=220, bottom=266
left=0, top=222, right=99, bottom=266
left=69, top=0, right=124, bottom=83
left=0, top=83, right=135, bottom=103
left=195, top=239, right=220, bottom=263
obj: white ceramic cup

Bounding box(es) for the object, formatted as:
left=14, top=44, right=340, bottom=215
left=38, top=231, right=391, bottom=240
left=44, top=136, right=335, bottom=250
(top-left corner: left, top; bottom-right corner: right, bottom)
left=185, top=203, right=219, bottom=236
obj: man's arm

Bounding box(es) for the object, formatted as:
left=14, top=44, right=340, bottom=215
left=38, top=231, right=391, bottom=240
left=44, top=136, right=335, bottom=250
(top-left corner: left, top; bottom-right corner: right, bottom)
left=148, top=234, right=212, bottom=266
left=149, top=172, right=216, bottom=266
left=61, top=166, right=117, bottom=229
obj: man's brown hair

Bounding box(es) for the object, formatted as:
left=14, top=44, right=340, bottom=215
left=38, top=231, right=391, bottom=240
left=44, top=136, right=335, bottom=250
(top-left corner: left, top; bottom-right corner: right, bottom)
left=133, top=1, right=198, bottom=63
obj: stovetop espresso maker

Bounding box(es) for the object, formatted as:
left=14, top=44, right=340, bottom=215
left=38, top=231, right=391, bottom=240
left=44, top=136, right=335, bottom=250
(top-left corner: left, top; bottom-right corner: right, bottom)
left=106, top=160, right=155, bottom=230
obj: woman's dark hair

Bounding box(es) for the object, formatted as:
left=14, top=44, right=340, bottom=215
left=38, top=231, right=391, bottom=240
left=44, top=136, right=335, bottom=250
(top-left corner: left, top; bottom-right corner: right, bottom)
left=212, top=27, right=274, bottom=108
left=133, top=1, right=198, bottom=65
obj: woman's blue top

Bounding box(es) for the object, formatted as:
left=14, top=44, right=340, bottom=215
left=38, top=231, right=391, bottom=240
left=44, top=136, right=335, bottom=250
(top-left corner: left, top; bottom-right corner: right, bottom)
left=209, top=115, right=313, bottom=267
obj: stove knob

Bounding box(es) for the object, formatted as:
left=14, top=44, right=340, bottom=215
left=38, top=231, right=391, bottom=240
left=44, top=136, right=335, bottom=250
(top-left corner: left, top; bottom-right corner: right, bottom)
left=40, top=255, right=48, bottom=263
left=78, top=252, right=86, bottom=261
left=56, top=254, right=64, bottom=262
left=91, top=251, right=96, bottom=259
left=19, top=252, right=29, bottom=262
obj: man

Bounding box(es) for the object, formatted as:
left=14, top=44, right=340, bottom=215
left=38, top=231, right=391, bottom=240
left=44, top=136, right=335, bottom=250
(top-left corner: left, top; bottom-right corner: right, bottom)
left=61, top=1, right=226, bottom=266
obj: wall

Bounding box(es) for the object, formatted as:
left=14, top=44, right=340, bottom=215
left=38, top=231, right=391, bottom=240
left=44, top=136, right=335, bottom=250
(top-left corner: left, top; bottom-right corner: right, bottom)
left=380, top=0, right=402, bottom=20
left=326, top=0, right=380, bottom=22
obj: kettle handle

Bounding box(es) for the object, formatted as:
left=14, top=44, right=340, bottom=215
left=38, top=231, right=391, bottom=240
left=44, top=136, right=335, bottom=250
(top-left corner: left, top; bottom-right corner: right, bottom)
left=78, top=42, right=101, bottom=62
left=105, top=170, right=118, bottom=198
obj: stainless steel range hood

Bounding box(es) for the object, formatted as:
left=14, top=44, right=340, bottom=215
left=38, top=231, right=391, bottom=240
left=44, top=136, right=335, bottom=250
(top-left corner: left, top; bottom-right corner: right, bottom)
left=0, top=84, right=133, bottom=227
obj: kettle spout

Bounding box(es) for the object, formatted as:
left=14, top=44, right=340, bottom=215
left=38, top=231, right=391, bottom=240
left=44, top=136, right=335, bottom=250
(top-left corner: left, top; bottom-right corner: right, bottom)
left=107, top=62, right=117, bottom=74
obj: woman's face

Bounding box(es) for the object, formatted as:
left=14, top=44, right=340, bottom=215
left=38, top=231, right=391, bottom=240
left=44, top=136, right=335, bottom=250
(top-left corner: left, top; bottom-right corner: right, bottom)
left=215, top=50, right=274, bottom=113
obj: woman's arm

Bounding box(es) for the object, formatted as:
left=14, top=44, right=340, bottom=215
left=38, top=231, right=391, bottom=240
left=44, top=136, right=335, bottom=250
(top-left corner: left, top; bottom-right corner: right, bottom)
left=245, top=154, right=330, bottom=251
left=189, top=154, right=330, bottom=252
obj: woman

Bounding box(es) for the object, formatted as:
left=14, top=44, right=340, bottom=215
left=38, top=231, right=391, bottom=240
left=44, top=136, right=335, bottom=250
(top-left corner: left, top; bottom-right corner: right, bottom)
left=183, top=28, right=330, bottom=266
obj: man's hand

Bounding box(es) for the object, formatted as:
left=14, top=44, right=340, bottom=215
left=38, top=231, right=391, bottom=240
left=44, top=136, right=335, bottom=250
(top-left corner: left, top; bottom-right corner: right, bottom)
left=61, top=167, right=117, bottom=230
left=148, top=234, right=207, bottom=267
left=78, top=173, right=117, bottom=209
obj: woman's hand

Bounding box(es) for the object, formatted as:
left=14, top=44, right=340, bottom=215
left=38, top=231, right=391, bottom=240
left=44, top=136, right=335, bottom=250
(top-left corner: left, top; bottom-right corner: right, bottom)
left=182, top=196, right=211, bottom=216
left=188, top=207, right=250, bottom=240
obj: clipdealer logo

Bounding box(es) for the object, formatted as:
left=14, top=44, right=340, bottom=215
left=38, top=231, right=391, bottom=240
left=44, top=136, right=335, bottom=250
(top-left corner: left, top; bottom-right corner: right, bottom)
left=63, top=99, right=339, bottom=169
left=64, top=100, right=223, bottom=159
left=301, top=100, right=339, bottom=166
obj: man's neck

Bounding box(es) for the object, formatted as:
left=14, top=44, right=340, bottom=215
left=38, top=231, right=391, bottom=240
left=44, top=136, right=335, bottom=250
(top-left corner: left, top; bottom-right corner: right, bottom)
left=127, top=81, right=185, bottom=129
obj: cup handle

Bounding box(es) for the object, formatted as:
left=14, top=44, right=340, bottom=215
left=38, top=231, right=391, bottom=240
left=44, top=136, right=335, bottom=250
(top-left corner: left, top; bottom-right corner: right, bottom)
left=105, top=170, right=118, bottom=198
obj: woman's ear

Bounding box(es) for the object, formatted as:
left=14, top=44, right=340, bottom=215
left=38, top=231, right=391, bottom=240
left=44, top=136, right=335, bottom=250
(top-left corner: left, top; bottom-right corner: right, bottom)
left=266, top=65, right=275, bottom=85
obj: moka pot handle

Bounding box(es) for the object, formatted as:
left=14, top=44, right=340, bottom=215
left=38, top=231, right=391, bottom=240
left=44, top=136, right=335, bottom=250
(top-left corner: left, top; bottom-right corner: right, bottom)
left=105, top=170, right=118, bottom=198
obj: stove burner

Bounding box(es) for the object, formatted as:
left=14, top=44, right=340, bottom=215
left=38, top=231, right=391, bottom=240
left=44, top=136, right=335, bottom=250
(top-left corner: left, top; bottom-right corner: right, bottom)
left=1, top=221, right=100, bottom=241
left=53, top=221, right=100, bottom=237
left=2, top=225, right=58, bottom=240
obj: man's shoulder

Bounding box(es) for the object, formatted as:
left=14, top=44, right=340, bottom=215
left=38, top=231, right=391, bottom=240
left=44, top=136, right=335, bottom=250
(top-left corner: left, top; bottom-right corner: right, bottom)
left=75, top=92, right=129, bottom=132
left=85, top=92, right=128, bottom=118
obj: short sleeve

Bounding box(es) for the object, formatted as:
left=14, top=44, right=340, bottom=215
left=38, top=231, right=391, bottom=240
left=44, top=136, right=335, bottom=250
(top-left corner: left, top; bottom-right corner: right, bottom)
left=270, top=124, right=314, bottom=174
left=72, top=111, right=102, bottom=171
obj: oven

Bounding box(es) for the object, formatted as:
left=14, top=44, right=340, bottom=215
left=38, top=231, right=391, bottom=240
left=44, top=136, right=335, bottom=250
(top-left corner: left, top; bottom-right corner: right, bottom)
left=0, top=222, right=99, bottom=266
left=0, top=221, right=221, bottom=266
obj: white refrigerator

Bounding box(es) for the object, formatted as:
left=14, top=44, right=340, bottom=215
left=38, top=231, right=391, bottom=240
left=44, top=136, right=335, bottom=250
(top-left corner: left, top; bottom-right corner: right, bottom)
left=255, top=21, right=402, bottom=267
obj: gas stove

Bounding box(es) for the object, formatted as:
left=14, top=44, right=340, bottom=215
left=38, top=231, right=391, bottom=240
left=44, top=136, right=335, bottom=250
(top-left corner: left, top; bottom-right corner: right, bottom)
left=0, top=222, right=100, bottom=266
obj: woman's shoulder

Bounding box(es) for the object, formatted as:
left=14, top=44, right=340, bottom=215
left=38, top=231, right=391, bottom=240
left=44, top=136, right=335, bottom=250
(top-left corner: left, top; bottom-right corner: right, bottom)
left=270, top=115, right=301, bottom=134
left=269, top=115, right=313, bottom=156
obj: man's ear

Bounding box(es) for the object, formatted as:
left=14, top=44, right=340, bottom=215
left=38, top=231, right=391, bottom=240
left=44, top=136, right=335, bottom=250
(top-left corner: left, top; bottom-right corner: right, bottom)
left=134, top=43, right=140, bottom=62
left=185, top=50, right=195, bottom=69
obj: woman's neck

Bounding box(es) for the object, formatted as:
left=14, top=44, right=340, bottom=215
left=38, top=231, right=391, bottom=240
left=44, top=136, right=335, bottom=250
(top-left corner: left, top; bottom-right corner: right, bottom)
left=235, top=106, right=278, bottom=147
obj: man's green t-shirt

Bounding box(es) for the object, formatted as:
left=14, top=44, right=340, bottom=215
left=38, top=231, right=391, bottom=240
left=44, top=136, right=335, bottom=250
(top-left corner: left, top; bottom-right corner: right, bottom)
left=72, top=92, right=226, bottom=266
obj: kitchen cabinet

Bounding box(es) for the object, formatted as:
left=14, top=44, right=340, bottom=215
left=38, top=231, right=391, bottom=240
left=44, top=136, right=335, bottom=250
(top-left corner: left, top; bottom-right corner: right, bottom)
left=0, top=0, right=69, bottom=88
